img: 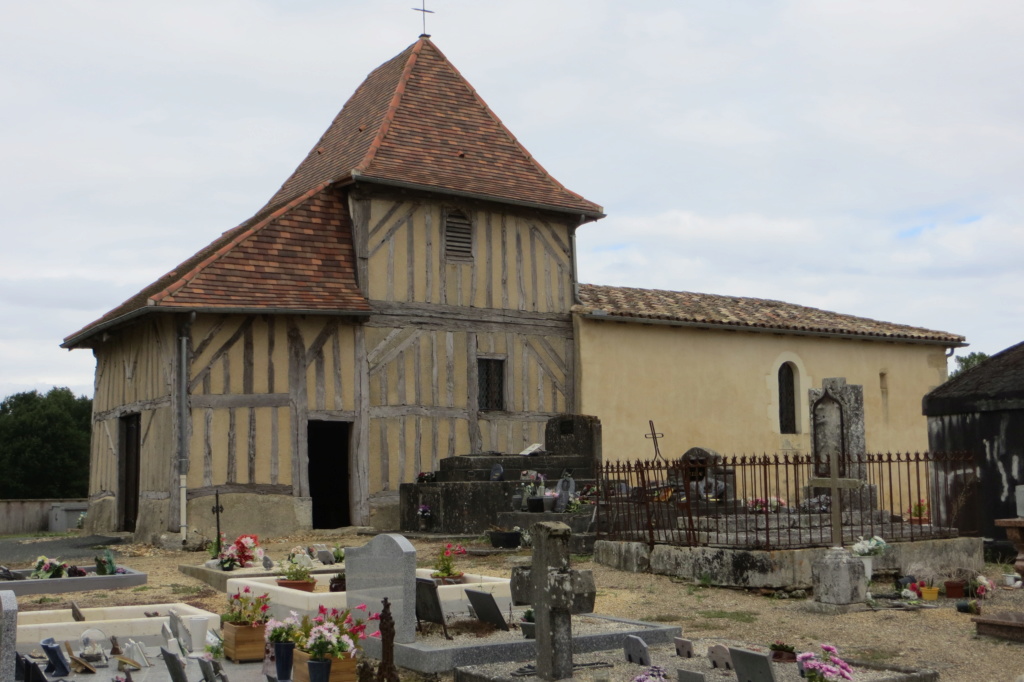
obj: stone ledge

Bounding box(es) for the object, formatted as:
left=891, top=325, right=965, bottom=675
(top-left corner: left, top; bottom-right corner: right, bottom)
left=177, top=563, right=340, bottom=592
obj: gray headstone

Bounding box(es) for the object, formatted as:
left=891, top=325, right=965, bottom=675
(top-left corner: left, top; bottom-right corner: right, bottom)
left=1, top=591, right=16, bottom=682
left=674, top=637, right=694, bottom=658
left=809, top=378, right=866, bottom=480
left=729, top=647, right=777, bottom=682
left=677, top=670, right=707, bottom=682
left=160, top=646, right=189, bottom=682
left=812, top=547, right=867, bottom=605
left=262, top=554, right=274, bottom=570
left=39, top=637, right=71, bottom=677
left=466, top=589, right=509, bottom=631
left=345, top=534, right=417, bottom=643
left=707, top=644, right=732, bottom=671
left=414, top=578, right=446, bottom=625
left=623, top=634, right=650, bottom=666
left=316, top=549, right=335, bottom=565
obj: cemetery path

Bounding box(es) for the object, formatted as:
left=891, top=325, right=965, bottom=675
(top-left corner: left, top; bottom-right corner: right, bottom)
left=4, top=530, right=1022, bottom=682
left=0, top=533, right=125, bottom=564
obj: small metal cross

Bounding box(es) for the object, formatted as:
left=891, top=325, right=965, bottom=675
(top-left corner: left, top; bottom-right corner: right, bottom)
left=412, top=0, right=434, bottom=37
left=211, top=489, right=224, bottom=554
left=645, top=420, right=666, bottom=462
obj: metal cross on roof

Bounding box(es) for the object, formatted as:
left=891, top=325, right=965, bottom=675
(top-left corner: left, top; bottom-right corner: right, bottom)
left=412, top=0, right=434, bottom=38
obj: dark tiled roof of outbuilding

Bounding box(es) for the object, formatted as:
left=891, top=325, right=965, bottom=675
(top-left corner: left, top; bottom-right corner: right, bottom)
left=923, top=340, right=1024, bottom=414
left=575, top=284, right=965, bottom=345
left=62, top=186, right=369, bottom=348
left=264, top=37, right=603, bottom=218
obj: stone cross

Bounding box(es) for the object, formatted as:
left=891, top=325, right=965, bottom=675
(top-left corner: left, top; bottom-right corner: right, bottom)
left=532, top=522, right=575, bottom=681
left=1, top=590, right=16, bottom=682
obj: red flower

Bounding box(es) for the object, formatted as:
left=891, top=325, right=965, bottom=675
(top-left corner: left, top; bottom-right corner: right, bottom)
left=356, top=603, right=367, bottom=611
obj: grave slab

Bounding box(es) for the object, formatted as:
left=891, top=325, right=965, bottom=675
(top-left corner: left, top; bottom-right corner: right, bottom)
left=0, top=566, right=146, bottom=596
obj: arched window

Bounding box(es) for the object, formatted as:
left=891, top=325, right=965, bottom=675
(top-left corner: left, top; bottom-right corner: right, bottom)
left=778, top=362, right=797, bottom=434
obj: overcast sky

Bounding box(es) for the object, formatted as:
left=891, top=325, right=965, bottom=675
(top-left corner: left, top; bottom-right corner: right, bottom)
left=3, top=1, right=1022, bottom=400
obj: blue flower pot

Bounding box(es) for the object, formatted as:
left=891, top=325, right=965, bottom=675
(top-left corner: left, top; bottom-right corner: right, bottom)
left=274, top=641, right=295, bottom=681
left=307, top=658, right=332, bottom=682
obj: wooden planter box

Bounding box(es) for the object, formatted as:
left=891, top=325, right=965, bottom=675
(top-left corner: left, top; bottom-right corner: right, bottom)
left=292, top=649, right=358, bottom=682
left=222, top=621, right=266, bottom=663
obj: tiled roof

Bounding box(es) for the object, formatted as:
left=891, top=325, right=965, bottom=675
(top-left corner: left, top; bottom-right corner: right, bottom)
left=264, top=37, right=603, bottom=218
left=575, top=284, right=965, bottom=345
left=923, top=340, right=1024, bottom=415
left=63, top=186, right=369, bottom=348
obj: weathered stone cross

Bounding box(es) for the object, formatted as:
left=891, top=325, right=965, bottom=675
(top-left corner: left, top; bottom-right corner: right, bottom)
left=807, top=387, right=863, bottom=547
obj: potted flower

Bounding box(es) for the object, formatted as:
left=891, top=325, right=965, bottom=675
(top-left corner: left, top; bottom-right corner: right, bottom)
left=849, top=535, right=886, bottom=579
left=329, top=570, right=346, bottom=593
left=417, top=504, right=433, bottom=531
left=431, top=543, right=467, bottom=584
left=292, top=604, right=381, bottom=682
left=906, top=499, right=930, bottom=524
left=222, top=586, right=271, bottom=663
left=277, top=546, right=316, bottom=592
left=265, top=614, right=300, bottom=681
left=796, top=644, right=852, bottom=681
left=520, top=608, right=535, bottom=639
left=768, top=640, right=797, bottom=663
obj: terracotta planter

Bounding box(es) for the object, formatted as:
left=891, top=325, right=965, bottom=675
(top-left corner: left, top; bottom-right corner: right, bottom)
left=770, top=650, right=797, bottom=663
left=277, top=579, right=316, bottom=592
left=944, top=580, right=966, bottom=599
left=222, top=621, right=266, bottom=663
left=293, top=649, right=357, bottom=682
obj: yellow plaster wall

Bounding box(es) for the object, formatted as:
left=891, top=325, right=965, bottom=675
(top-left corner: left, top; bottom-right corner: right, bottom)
left=577, top=319, right=948, bottom=461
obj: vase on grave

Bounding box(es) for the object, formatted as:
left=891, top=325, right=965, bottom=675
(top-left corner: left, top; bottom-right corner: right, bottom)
left=857, top=556, right=873, bottom=580
left=275, top=641, right=295, bottom=681
left=293, top=650, right=357, bottom=682
left=527, top=496, right=545, bottom=513
left=520, top=620, right=535, bottom=639
left=307, top=658, right=332, bottom=682
left=223, top=622, right=266, bottom=663
left=542, top=495, right=556, bottom=512
left=945, top=580, right=966, bottom=599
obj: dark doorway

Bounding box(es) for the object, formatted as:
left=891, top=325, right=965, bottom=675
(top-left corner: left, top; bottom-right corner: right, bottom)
left=118, top=413, right=141, bottom=532
left=307, top=421, right=351, bottom=529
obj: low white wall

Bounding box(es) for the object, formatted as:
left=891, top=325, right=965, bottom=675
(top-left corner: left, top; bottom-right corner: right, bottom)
left=16, top=603, right=220, bottom=645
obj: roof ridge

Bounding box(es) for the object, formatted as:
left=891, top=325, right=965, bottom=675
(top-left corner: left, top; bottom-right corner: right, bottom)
left=421, top=39, right=596, bottom=211
left=355, top=38, right=426, bottom=174
left=150, top=182, right=329, bottom=304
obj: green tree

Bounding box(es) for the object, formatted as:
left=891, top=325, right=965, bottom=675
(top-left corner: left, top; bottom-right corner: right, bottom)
left=0, top=387, right=92, bottom=498
left=948, top=352, right=990, bottom=380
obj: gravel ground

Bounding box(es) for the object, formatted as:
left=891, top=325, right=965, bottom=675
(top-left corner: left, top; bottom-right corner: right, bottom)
left=6, top=530, right=1024, bottom=681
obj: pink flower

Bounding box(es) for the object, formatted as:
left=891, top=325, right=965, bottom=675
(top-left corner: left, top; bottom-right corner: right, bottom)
left=243, top=586, right=251, bottom=594
left=370, top=631, right=381, bottom=638
left=356, top=603, right=367, bottom=611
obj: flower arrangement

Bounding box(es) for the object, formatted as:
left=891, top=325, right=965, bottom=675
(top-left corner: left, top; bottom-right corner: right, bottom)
left=631, top=665, right=669, bottom=682
left=744, top=496, right=787, bottom=513
left=797, top=644, right=853, bottom=681
left=850, top=535, right=887, bottom=556
left=278, top=546, right=314, bottom=583
left=220, top=534, right=264, bottom=568
left=417, top=504, right=432, bottom=519
left=521, top=608, right=534, bottom=623
left=223, top=586, right=271, bottom=626
left=432, top=543, right=467, bottom=579
left=416, top=471, right=436, bottom=483
left=970, top=575, right=996, bottom=598
left=31, top=555, right=69, bottom=579
left=332, top=545, right=345, bottom=563
left=293, top=604, right=381, bottom=658
left=95, top=548, right=127, bottom=575
left=265, top=613, right=301, bottom=643
left=906, top=498, right=929, bottom=519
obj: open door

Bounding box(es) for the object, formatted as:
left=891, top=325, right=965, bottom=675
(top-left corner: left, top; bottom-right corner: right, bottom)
left=307, top=420, right=351, bottom=529
left=118, top=413, right=141, bottom=533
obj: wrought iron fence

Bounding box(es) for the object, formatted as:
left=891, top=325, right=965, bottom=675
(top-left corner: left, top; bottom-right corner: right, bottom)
left=595, top=451, right=977, bottom=551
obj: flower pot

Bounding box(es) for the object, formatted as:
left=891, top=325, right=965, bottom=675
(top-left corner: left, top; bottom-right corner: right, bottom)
left=944, top=580, right=966, bottom=599
left=1004, top=573, right=1018, bottom=587
left=909, top=517, right=930, bottom=525
left=857, top=556, right=873, bottom=580
left=417, top=516, right=432, bottom=532
left=769, top=650, right=797, bottom=663
left=307, top=659, right=332, bottom=682
left=222, top=621, right=266, bottom=663
left=527, top=496, right=545, bottom=513
left=520, top=621, right=535, bottom=639
left=275, top=641, right=295, bottom=681
left=276, top=579, right=316, bottom=592
left=329, top=577, right=347, bottom=593
left=920, top=586, right=940, bottom=601
left=293, top=650, right=357, bottom=682
left=489, top=531, right=522, bottom=549
left=511, top=494, right=523, bottom=510
left=542, top=496, right=556, bottom=512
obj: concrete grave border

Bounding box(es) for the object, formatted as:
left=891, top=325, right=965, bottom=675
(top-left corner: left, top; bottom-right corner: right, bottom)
left=0, top=566, right=146, bottom=596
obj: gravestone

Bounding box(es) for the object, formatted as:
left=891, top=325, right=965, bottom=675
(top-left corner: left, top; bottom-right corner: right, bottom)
left=1, top=591, right=16, bottom=682
left=414, top=578, right=449, bottom=639
left=346, top=534, right=417, bottom=643
left=674, top=637, right=694, bottom=658
left=674, top=447, right=729, bottom=501
left=317, top=549, right=335, bottom=565
left=532, top=522, right=575, bottom=681
left=807, top=378, right=876, bottom=515
left=623, top=635, right=650, bottom=665
left=812, top=547, right=867, bottom=605
left=466, top=589, right=509, bottom=631
left=509, top=566, right=596, bottom=613
left=544, top=414, right=602, bottom=461
left=677, top=670, right=708, bottom=682
left=707, top=644, right=732, bottom=671
left=262, top=554, right=274, bottom=570
left=40, top=637, right=71, bottom=677
left=728, top=647, right=777, bottom=682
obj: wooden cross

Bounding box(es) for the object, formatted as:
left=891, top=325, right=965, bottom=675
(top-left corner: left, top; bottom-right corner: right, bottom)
left=807, top=447, right=863, bottom=547
left=412, top=0, right=434, bottom=37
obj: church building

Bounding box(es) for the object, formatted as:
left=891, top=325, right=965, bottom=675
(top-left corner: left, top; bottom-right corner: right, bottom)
left=63, top=37, right=964, bottom=542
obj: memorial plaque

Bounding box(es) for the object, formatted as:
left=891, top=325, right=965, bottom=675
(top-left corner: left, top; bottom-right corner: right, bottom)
left=414, top=578, right=450, bottom=639
left=317, top=549, right=336, bottom=565
left=677, top=670, right=707, bottom=682
left=465, top=588, right=509, bottom=631
left=674, top=637, right=694, bottom=658
left=623, top=634, right=650, bottom=666
left=160, top=646, right=189, bottom=682
left=708, top=644, right=732, bottom=670
left=728, top=647, right=777, bottom=682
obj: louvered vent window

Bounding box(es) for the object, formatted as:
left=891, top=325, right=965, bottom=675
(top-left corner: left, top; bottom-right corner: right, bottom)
left=445, top=210, right=473, bottom=261
left=478, top=359, right=505, bottom=411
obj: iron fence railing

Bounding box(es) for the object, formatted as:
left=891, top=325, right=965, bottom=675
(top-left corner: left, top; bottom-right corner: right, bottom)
left=594, top=451, right=976, bottom=550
